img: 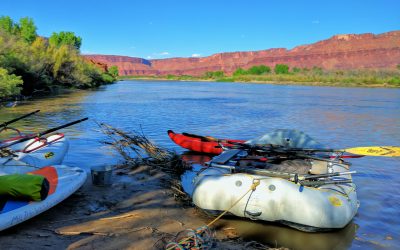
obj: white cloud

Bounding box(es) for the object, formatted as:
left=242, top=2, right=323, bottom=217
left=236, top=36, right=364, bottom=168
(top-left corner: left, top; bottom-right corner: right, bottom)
left=146, top=56, right=153, bottom=59
left=191, top=53, right=201, bottom=57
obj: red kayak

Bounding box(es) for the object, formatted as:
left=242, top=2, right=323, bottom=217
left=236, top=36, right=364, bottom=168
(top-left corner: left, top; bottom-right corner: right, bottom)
left=168, top=130, right=363, bottom=159
left=167, top=130, right=245, bottom=155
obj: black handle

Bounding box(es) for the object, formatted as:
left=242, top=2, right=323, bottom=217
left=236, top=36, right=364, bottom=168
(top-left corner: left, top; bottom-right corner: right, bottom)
left=0, top=117, right=88, bottom=150
left=0, top=110, right=40, bottom=128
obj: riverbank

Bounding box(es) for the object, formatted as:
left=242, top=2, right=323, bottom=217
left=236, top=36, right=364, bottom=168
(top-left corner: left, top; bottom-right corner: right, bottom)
left=119, top=74, right=400, bottom=88
left=0, top=165, right=278, bottom=250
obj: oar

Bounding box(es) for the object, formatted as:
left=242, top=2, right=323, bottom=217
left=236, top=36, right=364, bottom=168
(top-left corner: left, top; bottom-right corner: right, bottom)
left=284, top=146, right=400, bottom=157
left=0, top=110, right=40, bottom=129
left=339, top=146, right=400, bottom=157
left=0, top=117, right=88, bottom=150
left=232, top=142, right=400, bottom=157
left=208, top=161, right=355, bottom=186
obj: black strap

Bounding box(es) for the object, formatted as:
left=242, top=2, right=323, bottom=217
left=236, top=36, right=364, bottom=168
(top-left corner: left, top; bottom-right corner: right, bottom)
left=40, top=178, right=50, bottom=201
left=0, top=196, right=6, bottom=212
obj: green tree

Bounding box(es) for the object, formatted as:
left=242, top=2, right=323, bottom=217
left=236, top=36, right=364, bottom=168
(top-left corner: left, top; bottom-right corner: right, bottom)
left=49, top=31, right=82, bottom=50
left=108, top=65, right=119, bottom=77
left=233, top=67, right=247, bottom=76
left=248, top=65, right=271, bottom=75
left=19, top=17, right=37, bottom=43
left=274, top=64, right=289, bottom=74
left=397, top=64, right=400, bottom=70
left=0, top=16, right=19, bottom=34
left=0, top=67, right=23, bottom=98
left=0, top=16, right=117, bottom=98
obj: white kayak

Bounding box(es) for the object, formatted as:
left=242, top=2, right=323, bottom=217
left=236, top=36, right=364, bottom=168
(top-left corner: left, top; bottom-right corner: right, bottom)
left=192, top=152, right=359, bottom=231
left=0, top=164, right=87, bottom=231
left=0, top=133, right=69, bottom=167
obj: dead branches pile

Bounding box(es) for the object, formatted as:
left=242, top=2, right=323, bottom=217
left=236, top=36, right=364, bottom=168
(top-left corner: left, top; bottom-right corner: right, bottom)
left=99, top=123, right=190, bottom=177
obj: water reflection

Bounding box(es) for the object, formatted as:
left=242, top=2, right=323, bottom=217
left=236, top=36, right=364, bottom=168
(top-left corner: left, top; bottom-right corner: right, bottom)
left=220, top=218, right=357, bottom=250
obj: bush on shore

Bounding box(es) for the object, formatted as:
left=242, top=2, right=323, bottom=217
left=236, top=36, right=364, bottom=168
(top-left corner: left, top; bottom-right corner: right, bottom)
left=0, top=16, right=117, bottom=99
left=0, top=67, right=22, bottom=98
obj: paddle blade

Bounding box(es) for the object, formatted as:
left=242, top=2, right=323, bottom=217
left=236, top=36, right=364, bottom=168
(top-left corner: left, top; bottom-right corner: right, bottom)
left=344, top=146, right=400, bottom=157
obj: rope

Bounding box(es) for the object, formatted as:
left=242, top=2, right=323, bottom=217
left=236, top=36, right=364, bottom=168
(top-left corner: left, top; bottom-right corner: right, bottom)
left=206, top=179, right=260, bottom=227
left=166, top=178, right=261, bottom=250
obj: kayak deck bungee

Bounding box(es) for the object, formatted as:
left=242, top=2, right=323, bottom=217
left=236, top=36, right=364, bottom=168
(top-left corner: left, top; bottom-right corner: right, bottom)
left=0, top=133, right=69, bottom=168
left=0, top=117, right=88, bottom=168
left=167, top=130, right=245, bottom=155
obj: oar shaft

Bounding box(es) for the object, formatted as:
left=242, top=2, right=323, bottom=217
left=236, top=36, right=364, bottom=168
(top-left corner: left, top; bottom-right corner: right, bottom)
left=303, top=171, right=356, bottom=180
left=37, top=117, right=88, bottom=137
left=209, top=162, right=297, bottom=179
left=299, top=179, right=352, bottom=186
left=0, top=110, right=40, bottom=128
left=208, top=162, right=355, bottom=185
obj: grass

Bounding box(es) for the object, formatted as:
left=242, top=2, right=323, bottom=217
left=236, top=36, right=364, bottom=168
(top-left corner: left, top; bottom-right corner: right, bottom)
left=118, top=69, right=400, bottom=88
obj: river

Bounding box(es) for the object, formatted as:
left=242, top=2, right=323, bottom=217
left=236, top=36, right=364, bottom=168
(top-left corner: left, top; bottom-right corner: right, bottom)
left=1, top=80, right=399, bottom=249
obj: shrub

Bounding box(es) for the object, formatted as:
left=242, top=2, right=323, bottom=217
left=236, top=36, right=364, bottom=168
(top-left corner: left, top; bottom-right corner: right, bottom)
left=274, top=64, right=289, bottom=74
left=108, top=65, right=119, bottom=77
left=292, top=67, right=301, bottom=73
left=0, top=67, right=23, bottom=98
left=248, top=65, right=271, bottom=75
left=233, top=67, right=247, bottom=76
left=204, top=70, right=224, bottom=78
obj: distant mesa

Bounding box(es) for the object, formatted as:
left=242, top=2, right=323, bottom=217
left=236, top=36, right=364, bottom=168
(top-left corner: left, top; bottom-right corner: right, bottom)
left=84, top=31, right=400, bottom=76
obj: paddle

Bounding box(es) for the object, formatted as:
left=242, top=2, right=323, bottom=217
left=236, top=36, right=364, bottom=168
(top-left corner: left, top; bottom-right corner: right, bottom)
left=231, top=142, right=400, bottom=157
left=0, top=117, right=88, bottom=150
left=283, top=146, right=400, bottom=157
left=0, top=110, right=40, bottom=129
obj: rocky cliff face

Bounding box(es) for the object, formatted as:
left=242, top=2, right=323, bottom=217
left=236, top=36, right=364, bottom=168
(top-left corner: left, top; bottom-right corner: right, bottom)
left=84, top=31, right=400, bottom=76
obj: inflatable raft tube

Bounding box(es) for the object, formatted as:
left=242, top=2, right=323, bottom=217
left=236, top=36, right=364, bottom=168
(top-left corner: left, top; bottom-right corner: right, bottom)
left=192, top=162, right=359, bottom=231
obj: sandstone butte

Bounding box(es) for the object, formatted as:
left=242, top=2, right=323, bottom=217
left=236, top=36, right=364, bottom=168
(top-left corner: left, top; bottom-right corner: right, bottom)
left=84, top=31, right=400, bottom=76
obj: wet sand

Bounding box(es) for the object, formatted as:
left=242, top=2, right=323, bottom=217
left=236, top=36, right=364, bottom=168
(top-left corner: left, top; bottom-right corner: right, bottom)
left=0, top=166, right=278, bottom=249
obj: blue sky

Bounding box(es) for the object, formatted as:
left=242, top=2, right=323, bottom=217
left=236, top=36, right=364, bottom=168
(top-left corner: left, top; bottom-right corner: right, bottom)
left=1, top=0, right=399, bottom=59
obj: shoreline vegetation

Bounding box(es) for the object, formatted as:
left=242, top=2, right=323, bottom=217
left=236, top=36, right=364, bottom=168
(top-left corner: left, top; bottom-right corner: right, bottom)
left=120, top=64, right=400, bottom=88
left=0, top=16, right=118, bottom=101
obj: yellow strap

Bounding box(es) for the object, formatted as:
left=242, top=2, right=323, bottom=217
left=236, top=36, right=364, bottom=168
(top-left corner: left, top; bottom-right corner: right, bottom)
left=344, top=146, right=400, bottom=157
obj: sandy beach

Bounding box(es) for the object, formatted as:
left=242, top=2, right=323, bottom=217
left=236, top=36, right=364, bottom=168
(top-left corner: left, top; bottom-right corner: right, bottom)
left=0, top=165, right=276, bottom=250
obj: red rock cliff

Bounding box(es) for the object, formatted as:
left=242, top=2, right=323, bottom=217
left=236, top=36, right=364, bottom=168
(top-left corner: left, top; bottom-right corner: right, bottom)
left=84, top=31, right=400, bottom=76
